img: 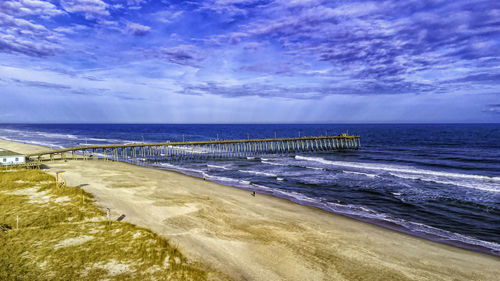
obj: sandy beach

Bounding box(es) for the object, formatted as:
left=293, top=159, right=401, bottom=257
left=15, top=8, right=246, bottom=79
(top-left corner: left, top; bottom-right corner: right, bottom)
left=1, top=138, right=499, bottom=281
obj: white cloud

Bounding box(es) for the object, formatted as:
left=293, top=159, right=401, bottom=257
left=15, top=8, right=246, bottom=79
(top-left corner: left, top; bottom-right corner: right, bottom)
left=126, top=22, right=150, bottom=36
left=0, top=0, right=63, bottom=17
left=60, top=0, right=110, bottom=19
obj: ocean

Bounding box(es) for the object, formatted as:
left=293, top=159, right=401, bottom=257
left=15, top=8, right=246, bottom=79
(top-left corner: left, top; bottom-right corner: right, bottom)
left=0, top=123, right=499, bottom=256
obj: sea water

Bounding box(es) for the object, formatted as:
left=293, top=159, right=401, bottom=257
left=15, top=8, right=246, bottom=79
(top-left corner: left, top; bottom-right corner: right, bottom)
left=0, top=123, right=498, bottom=255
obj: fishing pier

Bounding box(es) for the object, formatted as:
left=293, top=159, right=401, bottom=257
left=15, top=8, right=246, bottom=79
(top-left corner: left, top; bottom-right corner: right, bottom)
left=25, top=134, right=360, bottom=165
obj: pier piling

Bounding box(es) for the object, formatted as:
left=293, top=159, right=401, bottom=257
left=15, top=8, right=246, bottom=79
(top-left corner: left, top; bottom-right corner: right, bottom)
left=25, top=134, right=360, bottom=165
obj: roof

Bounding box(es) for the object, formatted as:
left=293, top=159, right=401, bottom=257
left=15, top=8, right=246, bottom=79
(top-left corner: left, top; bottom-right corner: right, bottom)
left=0, top=149, right=25, bottom=157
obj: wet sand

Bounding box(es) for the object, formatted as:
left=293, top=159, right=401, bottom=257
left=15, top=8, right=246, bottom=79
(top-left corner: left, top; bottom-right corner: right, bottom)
left=1, top=139, right=499, bottom=280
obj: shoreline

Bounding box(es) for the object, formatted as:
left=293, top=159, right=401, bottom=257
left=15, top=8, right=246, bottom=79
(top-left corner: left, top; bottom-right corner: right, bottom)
left=160, top=165, right=500, bottom=258
left=1, top=138, right=499, bottom=280
left=5, top=136, right=498, bottom=256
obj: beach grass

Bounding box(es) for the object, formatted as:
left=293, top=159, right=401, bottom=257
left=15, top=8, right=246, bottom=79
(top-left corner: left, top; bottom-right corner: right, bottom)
left=0, top=168, right=208, bottom=280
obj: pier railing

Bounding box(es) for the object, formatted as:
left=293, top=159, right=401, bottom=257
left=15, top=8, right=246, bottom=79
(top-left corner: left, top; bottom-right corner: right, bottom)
left=26, top=134, right=360, bottom=164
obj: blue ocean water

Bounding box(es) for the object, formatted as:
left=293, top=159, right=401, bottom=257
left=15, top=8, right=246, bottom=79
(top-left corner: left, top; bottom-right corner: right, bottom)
left=0, top=124, right=499, bottom=255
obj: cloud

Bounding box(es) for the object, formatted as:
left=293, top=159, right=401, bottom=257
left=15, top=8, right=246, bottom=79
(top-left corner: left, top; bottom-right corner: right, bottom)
left=483, top=104, right=500, bottom=114
left=178, top=77, right=437, bottom=99
left=0, top=1, right=65, bottom=57
left=0, top=0, right=63, bottom=18
left=54, top=24, right=88, bottom=34
left=196, top=0, right=262, bottom=20
left=212, top=0, right=500, bottom=83
left=445, top=73, right=500, bottom=84
left=145, top=45, right=206, bottom=67
left=125, top=0, right=149, bottom=10
left=0, top=11, right=48, bottom=32
left=11, top=78, right=71, bottom=89
left=179, top=82, right=319, bottom=99
left=0, top=35, right=61, bottom=57
left=60, top=0, right=110, bottom=19
left=1, top=0, right=499, bottom=123
left=126, top=22, right=150, bottom=36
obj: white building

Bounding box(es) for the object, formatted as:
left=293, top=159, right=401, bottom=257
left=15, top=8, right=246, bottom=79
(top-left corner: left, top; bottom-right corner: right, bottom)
left=0, top=149, right=25, bottom=165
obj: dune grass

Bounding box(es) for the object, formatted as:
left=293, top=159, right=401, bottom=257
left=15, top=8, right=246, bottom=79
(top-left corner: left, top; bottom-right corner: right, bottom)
left=0, top=168, right=208, bottom=280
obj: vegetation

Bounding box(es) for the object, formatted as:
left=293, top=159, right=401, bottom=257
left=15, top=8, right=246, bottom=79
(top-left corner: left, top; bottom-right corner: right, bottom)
left=0, top=168, right=207, bottom=281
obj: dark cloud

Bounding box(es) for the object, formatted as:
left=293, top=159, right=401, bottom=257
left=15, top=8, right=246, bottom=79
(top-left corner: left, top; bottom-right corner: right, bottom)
left=0, top=36, right=61, bottom=57
left=445, top=73, right=500, bottom=84
left=179, top=78, right=435, bottom=99
left=240, top=62, right=296, bottom=75
left=145, top=45, right=206, bottom=67
left=83, top=75, right=104, bottom=81
left=180, top=82, right=321, bottom=99
left=209, top=0, right=500, bottom=93
left=195, top=0, right=265, bottom=21
left=11, top=78, right=71, bottom=90
left=9, top=78, right=137, bottom=100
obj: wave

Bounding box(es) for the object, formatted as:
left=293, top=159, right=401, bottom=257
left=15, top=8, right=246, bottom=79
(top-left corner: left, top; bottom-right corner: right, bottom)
left=296, top=155, right=500, bottom=193
left=238, top=169, right=277, bottom=178
left=261, top=160, right=287, bottom=166
left=203, top=174, right=252, bottom=186
left=204, top=174, right=239, bottom=183
left=296, top=155, right=500, bottom=182
left=207, top=164, right=230, bottom=170
left=131, top=152, right=500, bottom=256
left=388, top=172, right=500, bottom=193
left=35, top=131, right=78, bottom=140
left=247, top=185, right=500, bottom=255
left=343, top=171, right=377, bottom=178
left=158, top=163, right=204, bottom=175
left=0, top=136, right=64, bottom=149
left=303, top=166, right=325, bottom=171
left=86, top=137, right=130, bottom=143
left=261, top=159, right=325, bottom=171
left=0, top=128, right=24, bottom=134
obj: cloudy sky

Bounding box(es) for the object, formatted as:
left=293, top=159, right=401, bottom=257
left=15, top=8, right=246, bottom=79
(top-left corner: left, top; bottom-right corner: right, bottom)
left=0, top=0, right=499, bottom=123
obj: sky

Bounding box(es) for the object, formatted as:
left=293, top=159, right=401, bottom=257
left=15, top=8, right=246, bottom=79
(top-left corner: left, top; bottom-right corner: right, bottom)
left=0, top=0, right=499, bottom=123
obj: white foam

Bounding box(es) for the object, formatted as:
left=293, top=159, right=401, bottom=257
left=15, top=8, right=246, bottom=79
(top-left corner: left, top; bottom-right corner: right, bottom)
left=343, top=170, right=377, bottom=178
left=88, top=137, right=109, bottom=142
left=204, top=174, right=240, bottom=183
left=250, top=183, right=273, bottom=191
left=296, top=156, right=500, bottom=193
left=388, top=172, right=499, bottom=193
left=0, top=137, right=63, bottom=149
left=238, top=169, right=277, bottom=177
left=207, top=164, right=230, bottom=170
left=159, top=163, right=204, bottom=175
left=276, top=177, right=285, bottom=181
left=261, top=160, right=287, bottom=166
left=35, top=131, right=78, bottom=140
left=304, top=166, right=325, bottom=171
left=396, top=219, right=500, bottom=253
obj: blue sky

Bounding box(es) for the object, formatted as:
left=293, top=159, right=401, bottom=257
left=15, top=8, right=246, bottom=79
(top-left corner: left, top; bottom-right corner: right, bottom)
left=0, top=0, right=499, bottom=123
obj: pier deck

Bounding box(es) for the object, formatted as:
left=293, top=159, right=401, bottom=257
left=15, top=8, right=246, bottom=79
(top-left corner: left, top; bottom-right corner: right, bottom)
left=26, top=134, right=360, bottom=164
